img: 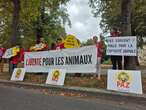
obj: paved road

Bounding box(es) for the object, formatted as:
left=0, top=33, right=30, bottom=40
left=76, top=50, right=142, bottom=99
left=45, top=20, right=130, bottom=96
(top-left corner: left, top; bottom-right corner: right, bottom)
left=0, top=85, right=145, bottom=110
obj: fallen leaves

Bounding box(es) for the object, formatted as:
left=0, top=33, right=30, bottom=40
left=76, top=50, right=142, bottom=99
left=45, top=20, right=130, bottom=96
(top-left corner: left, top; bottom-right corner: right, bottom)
left=59, top=92, right=87, bottom=97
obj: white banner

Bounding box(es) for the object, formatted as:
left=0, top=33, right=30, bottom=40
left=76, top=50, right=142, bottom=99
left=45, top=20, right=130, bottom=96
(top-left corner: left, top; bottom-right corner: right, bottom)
left=24, top=45, right=97, bottom=73
left=11, top=68, right=25, bottom=81
left=2, top=48, right=13, bottom=58
left=106, top=36, right=137, bottom=56
left=46, top=69, right=66, bottom=86
left=107, top=70, right=143, bottom=94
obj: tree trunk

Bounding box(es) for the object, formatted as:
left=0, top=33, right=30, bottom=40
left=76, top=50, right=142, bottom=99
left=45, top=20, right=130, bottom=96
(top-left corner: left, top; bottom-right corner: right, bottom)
left=9, top=0, right=20, bottom=75
left=121, top=0, right=136, bottom=70
left=11, top=0, right=20, bottom=47
left=36, top=0, right=45, bottom=44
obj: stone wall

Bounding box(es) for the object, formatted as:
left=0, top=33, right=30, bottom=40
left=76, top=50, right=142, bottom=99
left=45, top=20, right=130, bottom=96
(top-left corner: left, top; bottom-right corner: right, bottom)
left=138, top=45, right=146, bottom=65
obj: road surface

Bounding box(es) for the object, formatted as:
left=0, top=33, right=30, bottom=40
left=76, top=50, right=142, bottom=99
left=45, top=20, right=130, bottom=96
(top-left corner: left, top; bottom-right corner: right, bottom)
left=0, top=85, right=145, bottom=110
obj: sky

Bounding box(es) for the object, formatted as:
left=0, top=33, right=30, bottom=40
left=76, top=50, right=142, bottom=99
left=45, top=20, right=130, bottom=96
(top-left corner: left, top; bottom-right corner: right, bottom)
left=65, top=0, right=101, bottom=42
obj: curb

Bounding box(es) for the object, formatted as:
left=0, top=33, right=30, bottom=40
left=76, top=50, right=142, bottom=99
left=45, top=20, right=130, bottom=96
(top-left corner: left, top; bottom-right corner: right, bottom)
left=0, top=79, right=146, bottom=102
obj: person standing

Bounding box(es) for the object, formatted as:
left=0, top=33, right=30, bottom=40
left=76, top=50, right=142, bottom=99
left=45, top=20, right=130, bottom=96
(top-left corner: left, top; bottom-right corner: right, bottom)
left=30, top=37, right=49, bottom=51
left=110, top=28, right=122, bottom=69
left=55, top=38, right=64, bottom=50
left=10, top=46, right=20, bottom=74
left=39, top=37, right=49, bottom=51
left=50, top=43, right=56, bottom=50
left=93, top=36, right=104, bottom=80
left=0, top=47, right=6, bottom=62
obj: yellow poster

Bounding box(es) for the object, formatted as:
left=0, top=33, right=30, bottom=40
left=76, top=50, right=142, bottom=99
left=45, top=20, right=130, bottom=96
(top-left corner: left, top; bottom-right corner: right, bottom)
left=15, top=68, right=22, bottom=79
left=12, top=46, right=20, bottom=56
left=46, top=69, right=66, bottom=86
left=114, top=71, right=132, bottom=89
left=2, top=46, right=20, bottom=58
left=64, top=34, right=80, bottom=48
left=52, top=70, right=60, bottom=82
left=107, top=70, right=143, bottom=94
left=11, top=68, right=25, bottom=81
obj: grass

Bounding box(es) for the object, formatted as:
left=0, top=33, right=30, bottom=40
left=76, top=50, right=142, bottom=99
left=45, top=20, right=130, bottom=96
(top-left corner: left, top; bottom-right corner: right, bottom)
left=0, top=65, right=146, bottom=93
left=65, top=75, right=107, bottom=89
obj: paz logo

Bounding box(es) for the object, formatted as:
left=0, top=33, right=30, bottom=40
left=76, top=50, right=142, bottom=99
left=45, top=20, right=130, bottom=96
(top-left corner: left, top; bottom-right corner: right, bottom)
left=64, top=34, right=80, bottom=48
left=115, top=71, right=132, bottom=89
left=15, top=69, right=22, bottom=79
left=52, top=70, right=60, bottom=82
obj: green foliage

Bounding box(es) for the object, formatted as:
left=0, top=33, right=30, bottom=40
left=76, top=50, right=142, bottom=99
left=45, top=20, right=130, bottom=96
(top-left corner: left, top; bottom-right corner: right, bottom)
left=89, top=0, right=121, bottom=32
left=81, top=38, right=93, bottom=46
left=89, top=0, right=146, bottom=40
left=0, top=0, right=70, bottom=48
left=82, top=36, right=109, bottom=63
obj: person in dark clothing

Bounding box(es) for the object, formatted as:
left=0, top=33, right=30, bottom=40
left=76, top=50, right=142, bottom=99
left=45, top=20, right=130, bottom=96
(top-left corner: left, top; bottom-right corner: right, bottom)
left=55, top=38, right=64, bottom=50
left=110, top=28, right=122, bottom=70
left=111, top=56, right=122, bottom=69
left=50, top=43, right=56, bottom=50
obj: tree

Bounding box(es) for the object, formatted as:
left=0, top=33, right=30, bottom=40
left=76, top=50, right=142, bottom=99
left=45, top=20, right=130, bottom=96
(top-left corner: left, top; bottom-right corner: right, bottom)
left=11, top=0, right=20, bottom=47
left=0, top=0, right=70, bottom=48
left=33, top=1, right=71, bottom=45
left=89, top=0, right=121, bottom=32
left=89, top=0, right=146, bottom=69
left=89, top=0, right=146, bottom=37
left=81, top=38, right=93, bottom=46
left=120, top=0, right=136, bottom=69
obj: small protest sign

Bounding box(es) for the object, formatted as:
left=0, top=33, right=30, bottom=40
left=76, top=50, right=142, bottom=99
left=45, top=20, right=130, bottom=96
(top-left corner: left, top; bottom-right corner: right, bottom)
left=46, top=69, right=66, bottom=86
left=107, top=70, right=143, bottom=94
left=64, top=35, right=80, bottom=48
left=106, top=36, right=137, bottom=56
left=11, top=68, right=25, bottom=81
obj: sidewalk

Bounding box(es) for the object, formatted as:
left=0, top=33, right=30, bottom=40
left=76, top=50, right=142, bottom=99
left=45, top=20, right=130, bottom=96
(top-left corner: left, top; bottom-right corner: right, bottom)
left=0, top=79, right=146, bottom=102
left=0, top=64, right=146, bottom=102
